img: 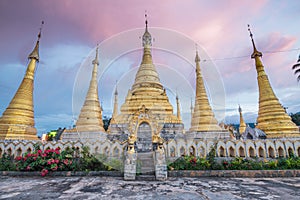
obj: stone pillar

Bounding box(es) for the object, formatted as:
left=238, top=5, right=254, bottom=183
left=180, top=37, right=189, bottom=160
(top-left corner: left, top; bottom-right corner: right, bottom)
left=154, top=142, right=167, bottom=181
left=124, top=142, right=137, bottom=180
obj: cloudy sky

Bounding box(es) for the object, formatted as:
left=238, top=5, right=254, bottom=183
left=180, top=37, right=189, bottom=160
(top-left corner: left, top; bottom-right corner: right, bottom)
left=0, top=0, right=299, bottom=135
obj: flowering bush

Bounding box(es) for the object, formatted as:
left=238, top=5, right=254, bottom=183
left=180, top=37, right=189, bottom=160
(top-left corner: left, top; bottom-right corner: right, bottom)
left=15, top=147, right=76, bottom=176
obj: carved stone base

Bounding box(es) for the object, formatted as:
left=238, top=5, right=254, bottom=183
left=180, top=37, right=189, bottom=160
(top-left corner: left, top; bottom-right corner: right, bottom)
left=155, top=164, right=167, bottom=181
left=124, top=164, right=136, bottom=180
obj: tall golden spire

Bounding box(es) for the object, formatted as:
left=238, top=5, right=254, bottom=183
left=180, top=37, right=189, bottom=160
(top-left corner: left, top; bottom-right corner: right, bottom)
left=238, top=105, right=246, bottom=134
left=75, top=46, right=105, bottom=132
left=248, top=25, right=299, bottom=137
left=110, top=86, right=119, bottom=123
left=176, top=94, right=182, bottom=122
left=0, top=22, right=44, bottom=140
left=131, top=14, right=162, bottom=93
left=190, top=50, right=222, bottom=132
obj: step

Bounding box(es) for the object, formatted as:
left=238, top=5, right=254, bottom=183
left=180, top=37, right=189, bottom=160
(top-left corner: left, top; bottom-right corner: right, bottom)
left=136, top=175, right=156, bottom=181
left=137, top=152, right=155, bottom=174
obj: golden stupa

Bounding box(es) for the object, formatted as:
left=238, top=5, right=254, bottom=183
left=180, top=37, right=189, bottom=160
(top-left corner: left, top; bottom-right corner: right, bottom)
left=248, top=25, right=299, bottom=138
left=73, top=46, right=105, bottom=132
left=112, top=18, right=180, bottom=125
left=176, top=94, right=182, bottom=122
left=238, top=105, right=246, bottom=134
left=110, top=87, right=119, bottom=124
left=190, top=51, right=222, bottom=132
left=0, top=24, right=43, bottom=140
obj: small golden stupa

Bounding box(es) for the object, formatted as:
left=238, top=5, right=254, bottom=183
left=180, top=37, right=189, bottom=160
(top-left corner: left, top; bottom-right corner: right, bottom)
left=73, top=46, right=105, bottom=132
left=238, top=105, right=246, bottom=134
left=189, top=51, right=222, bottom=132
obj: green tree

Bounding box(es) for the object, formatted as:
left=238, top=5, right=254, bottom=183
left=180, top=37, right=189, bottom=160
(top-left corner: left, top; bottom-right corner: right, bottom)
left=103, top=116, right=111, bottom=131
left=290, top=113, right=300, bottom=126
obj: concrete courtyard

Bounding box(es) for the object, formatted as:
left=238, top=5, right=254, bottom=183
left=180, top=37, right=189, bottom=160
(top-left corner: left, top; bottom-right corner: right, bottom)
left=0, top=176, right=299, bottom=199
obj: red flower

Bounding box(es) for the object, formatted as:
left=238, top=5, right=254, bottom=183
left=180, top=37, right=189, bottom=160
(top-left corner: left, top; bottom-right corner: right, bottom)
left=63, top=159, right=69, bottom=165
left=15, top=156, right=22, bottom=161
left=41, top=169, right=48, bottom=177
left=54, top=159, right=59, bottom=164
left=42, top=153, right=47, bottom=157
left=26, top=165, right=31, bottom=171
left=37, top=149, right=42, bottom=154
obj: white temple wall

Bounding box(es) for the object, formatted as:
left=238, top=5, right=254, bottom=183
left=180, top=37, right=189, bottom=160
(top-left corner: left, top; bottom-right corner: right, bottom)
left=0, top=139, right=300, bottom=160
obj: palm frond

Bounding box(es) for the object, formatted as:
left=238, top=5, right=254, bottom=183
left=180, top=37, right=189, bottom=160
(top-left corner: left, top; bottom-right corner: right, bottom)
left=292, top=63, right=300, bottom=70
left=295, top=68, right=300, bottom=75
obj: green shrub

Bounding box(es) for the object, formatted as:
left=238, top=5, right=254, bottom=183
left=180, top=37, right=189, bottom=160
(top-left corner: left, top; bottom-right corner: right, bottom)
left=168, top=155, right=300, bottom=171
left=0, top=153, right=16, bottom=171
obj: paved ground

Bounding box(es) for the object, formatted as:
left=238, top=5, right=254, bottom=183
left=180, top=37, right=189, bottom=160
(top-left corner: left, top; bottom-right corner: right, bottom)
left=0, top=176, right=299, bottom=199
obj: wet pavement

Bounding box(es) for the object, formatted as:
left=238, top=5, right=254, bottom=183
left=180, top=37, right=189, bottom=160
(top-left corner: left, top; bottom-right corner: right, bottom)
left=0, top=176, right=299, bottom=199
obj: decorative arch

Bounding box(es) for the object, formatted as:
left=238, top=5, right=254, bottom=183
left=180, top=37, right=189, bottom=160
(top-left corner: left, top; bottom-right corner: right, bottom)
left=26, top=147, right=32, bottom=154
left=128, top=105, right=161, bottom=140
left=268, top=146, right=275, bottom=158
left=238, top=146, right=245, bottom=157
left=189, top=146, right=195, bottom=156
left=7, top=147, right=12, bottom=156
left=258, top=147, right=265, bottom=158
left=228, top=146, right=235, bottom=157
left=288, top=147, right=294, bottom=157
left=16, top=147, right=22, bottom=157
left=219, top=146, right=226, bottom=157
left=103, top=146, right=109, bottom=156
left=170, top=146, right=176, bottom=157
left=248, top=146, right=255, bottom=158
left=113, top=146, right=120, bottom=157
left=278, top=146, right=285, bottom=158
left=180, top=146, right=185, bottom=156
left=94, top=146, right=99, bottom=154
left=198, top=146, right=206, bottom=157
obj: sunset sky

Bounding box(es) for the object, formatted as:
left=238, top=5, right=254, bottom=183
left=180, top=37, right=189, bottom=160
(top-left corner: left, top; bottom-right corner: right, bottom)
left=0, top=0, right=299, bottom=135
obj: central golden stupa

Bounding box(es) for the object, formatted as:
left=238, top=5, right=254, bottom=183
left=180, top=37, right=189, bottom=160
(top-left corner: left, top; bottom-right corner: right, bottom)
left=110, top=18, right=180, bottom=126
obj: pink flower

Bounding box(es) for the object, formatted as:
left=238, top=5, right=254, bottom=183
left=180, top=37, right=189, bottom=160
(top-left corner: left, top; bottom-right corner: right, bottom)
left=26, top=166, right=31, bottom=170
left=47, top=160, right=52, bottom=165
left=42, top=153, right=47, bottom=157
left=55, top=159, right=59, bottom=164
left=63, top=159, right=69, bottom=165
left=15, top=156, right=22, bottom=161
left=37, top=149, right=42, bottom=154
left=41, top=169, right=48, bottom=177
